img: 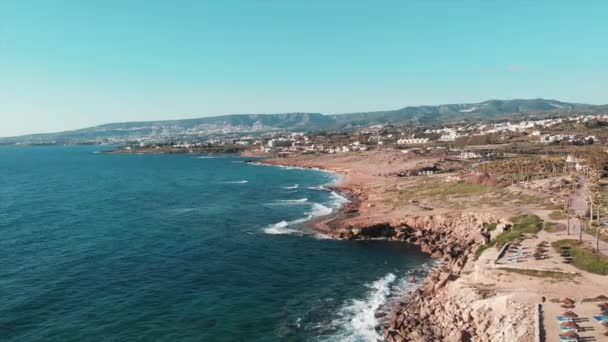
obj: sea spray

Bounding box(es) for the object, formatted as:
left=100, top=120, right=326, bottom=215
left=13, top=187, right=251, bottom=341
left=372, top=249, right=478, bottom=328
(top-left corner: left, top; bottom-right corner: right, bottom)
left=328, top=273, right=397, bottom=341
left=263, top=203, right=332, bottom=235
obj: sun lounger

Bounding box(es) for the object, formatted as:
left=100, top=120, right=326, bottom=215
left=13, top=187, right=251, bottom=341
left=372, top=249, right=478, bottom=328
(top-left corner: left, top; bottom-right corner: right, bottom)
left=592, top=315, right=608, bottom=322
left=556, top=316, right=574, bottom=321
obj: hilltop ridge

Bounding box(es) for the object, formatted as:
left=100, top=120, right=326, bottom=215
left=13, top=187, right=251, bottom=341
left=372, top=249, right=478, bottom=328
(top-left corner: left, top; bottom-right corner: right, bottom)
left=2, top=99, right=605, bottom=144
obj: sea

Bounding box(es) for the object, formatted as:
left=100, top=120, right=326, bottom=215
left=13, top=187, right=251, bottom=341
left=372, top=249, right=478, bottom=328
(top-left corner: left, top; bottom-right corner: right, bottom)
left=0, top=145, right=431, bottom=341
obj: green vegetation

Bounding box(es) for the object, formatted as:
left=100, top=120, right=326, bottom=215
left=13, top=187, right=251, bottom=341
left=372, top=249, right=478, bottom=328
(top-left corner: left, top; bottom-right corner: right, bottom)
left=388, top=180, right=547, bottom=210
left=493, top=231, right=525, bottom=248
left=552, top=239, right=608, bottom=275
left=476, top=215, right=545, bottom=257
left=474, top=244, right=492, bottom=259
left=510, top=214, right=543, bottom=234
left=497, top=267, right=577, bottom=280
left=544, top=222, right=561, bottom=233
left=411, top=181, right=495, bottom=199
left=483, top=223, right=498, bottom=231
left=549, top=210, right=567, bottom=220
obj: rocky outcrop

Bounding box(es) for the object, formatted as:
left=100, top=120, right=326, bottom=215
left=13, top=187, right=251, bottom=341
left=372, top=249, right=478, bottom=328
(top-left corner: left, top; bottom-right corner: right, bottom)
left=257, top=158, right=532, bottom=341
left=313, top=211, right=527, bottom=341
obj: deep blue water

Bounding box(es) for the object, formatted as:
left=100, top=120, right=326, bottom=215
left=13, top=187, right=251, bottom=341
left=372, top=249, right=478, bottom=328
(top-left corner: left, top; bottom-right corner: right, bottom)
left=0, top=146, right=430, bottom=341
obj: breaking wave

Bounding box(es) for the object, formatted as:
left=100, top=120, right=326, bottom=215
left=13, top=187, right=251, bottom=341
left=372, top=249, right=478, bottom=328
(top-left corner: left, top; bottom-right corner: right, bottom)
left=325, top=262, right=435, bottom=342
left=311, top=203, right=332, bottom=217
left=329, top=191, right=349, bottom=208
left=328, top=273, right=397, bottom=341
left=267, top=198, right=308, bottom=205
left=263, top=221, right=301, bottom=235
left=282, top=184, right=299, bottom=189
left=222, top=180, right=248, bottom=184
left=263, top=203, right=333, bottom=235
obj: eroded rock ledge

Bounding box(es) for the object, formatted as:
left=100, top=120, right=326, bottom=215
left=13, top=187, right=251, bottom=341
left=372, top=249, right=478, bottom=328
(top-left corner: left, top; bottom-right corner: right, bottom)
left=314, top=212, right=514, bottom=341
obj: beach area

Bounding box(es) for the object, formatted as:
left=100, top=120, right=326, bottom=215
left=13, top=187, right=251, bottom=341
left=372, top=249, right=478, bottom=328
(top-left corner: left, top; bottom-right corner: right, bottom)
left=253, top=149, right=608, bottom=342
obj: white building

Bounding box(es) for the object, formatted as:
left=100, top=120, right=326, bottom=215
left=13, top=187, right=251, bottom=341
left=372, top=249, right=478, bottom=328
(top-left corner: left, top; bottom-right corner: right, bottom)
left=397, top=138, right=429, bottom=145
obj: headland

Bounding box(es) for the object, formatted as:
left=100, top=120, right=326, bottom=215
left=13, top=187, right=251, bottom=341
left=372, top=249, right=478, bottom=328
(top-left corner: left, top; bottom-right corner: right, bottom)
left=254, top=149, right=608, bottom=342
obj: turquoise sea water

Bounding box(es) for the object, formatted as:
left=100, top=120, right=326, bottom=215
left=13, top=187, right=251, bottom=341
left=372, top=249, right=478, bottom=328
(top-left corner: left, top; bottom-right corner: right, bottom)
left=0, top=146, right=430, bottom=341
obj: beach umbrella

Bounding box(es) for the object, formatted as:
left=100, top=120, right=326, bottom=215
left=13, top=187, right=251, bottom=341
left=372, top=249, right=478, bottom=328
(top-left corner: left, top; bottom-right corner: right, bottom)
left=560, top=321, right=579, bottom=329
left=560, top=303, right=575, bottom=309
left=559, top=331, right=579, bottom=339
left=560, top=298, right=575, bottom=305
left=562, top=311, right=578, bottom=318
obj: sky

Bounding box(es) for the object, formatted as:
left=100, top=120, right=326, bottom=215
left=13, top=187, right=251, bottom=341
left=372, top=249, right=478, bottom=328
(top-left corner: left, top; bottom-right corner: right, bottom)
left=1, top=1, right=607, bottom=137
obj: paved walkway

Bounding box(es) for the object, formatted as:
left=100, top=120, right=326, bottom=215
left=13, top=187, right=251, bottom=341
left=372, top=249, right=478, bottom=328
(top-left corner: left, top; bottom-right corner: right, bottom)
left=563, top=179, right=608, bottom=255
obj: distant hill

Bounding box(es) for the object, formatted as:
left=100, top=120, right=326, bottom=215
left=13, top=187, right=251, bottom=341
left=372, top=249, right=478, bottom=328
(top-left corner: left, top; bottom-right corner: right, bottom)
left=2, top=99, right=605, bottom=144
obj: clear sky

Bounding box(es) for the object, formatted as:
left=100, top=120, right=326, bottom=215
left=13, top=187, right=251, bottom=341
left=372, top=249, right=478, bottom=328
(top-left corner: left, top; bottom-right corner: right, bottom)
left=1, top=1, right=607, bottom=137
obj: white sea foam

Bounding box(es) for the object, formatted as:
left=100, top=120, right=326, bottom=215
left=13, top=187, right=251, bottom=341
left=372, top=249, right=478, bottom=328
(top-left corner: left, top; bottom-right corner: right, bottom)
left=263, top=202, right=332, bottom=235
left=329, top=273, right=397, bottom=341
left=170, top=208, right=197, bottom=213
left=308, top=185, right=329, bottom=191
left=263, top=221, right=300, bottom=235
left=325, top=261, right=437, bottom=342
left=282, top=184, right=299, bottom=189
left=222, top=180, right=248, bottom=184
left=311, top=203, right=333, bottom=217
left=329, top=191, right=350, bottom=208
left=268, top=198, right=308, bottom=205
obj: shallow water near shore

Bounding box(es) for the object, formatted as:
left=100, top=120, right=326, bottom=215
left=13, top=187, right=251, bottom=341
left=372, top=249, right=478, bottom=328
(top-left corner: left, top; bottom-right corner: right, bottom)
left=0, top=146, right=431, bottom=341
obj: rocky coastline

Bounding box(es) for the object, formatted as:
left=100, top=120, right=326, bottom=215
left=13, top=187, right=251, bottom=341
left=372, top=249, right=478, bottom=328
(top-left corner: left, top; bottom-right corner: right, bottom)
left=255, top=157, right=513, bottom=341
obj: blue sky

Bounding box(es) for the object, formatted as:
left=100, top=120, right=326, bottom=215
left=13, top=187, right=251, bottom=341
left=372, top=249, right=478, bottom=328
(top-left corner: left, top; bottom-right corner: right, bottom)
left=1, top=1, right=607, bottom=136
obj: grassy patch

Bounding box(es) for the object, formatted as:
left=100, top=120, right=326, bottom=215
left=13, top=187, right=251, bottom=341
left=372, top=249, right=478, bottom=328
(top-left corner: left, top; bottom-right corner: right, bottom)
left=549, top=210, right=567, bottom=220
left=484, top=223, right=498, bottom=232
left=475, top=244, right=493, bottom=259
left=552, top=239, right=608, bottom=275
left=497, top=267, right=577, bottom=280
left=510, top=214, right=543, bottom=234
left=544, top=222, right=562, bottom=233
left=494, top=231, right=524, bottom=247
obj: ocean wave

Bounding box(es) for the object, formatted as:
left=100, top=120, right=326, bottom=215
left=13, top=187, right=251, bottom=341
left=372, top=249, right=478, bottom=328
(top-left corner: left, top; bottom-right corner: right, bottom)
left=169, top=208, right=197, bottom=213
left=263, top=202, right=332, bottom=235
left=311, top=203, right=332, bottom=217
left=263, top=221, right=300, bottom=235
left=329, top=191, right=349, bottom=208
left=282, top=184, right=299, bottom=189
left=266, top=198, right=308, bottom=205
left=329, top=273, right=397, bottom=341
left=221, top=180, right=248, bottom=184
left=325, top=261, right=436, bottom=341
left=307, top=185, right=329, bottom=191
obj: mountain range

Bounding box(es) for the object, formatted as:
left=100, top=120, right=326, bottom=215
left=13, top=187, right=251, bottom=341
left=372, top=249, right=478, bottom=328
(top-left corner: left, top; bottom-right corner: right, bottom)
left=3, top=99, right=607, bottom=144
